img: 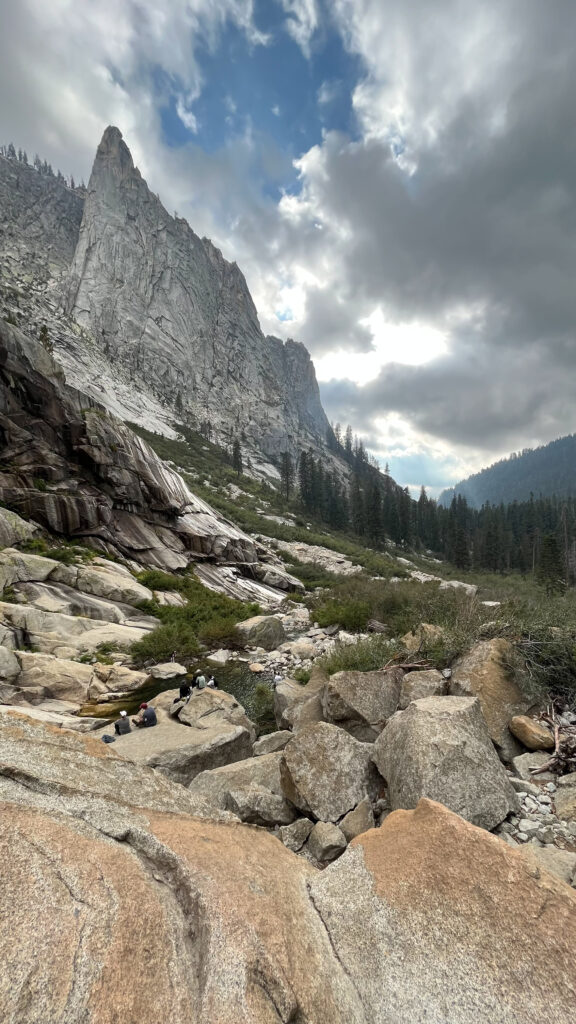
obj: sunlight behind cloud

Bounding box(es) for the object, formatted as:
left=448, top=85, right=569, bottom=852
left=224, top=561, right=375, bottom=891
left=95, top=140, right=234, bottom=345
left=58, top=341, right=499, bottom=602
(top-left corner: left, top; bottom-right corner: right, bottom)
left=314, top=312, right=447, bottom=384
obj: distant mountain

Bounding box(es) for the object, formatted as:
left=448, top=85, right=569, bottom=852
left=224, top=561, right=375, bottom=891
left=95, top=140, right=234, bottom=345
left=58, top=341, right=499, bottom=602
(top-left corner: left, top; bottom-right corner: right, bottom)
left=0, top=127, right=331, bottom=478
left=440, top=434, right=576, bottom=507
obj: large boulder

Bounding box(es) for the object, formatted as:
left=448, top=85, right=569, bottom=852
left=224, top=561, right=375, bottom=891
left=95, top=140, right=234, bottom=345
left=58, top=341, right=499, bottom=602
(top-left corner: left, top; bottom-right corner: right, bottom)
left=373, top=696, right=519, bottom=830
left=309, top=798, right=576, bottom=1024
left=398, top=668, right=447, bottom=709
left=15, top=651, right=94, bottom=702
left=517, top=844, right=576, bottom=887
left=274, top=677, right=312, bottom=728
left=146, top=724, right=253, bottom=786
left=253, top=729, right=292, bottom=755
left=0, top=601, right=150, bottom=657
left=449, top=638, right=530, bottom=760
left=188, top=751, right=285, bottom=811
left=149, top=661, right=187, bottom=681
left=226, top=784, right=297, bottom=826
left=0, top=508, right=37, bottom=548
left=280, top=722, right=382, bottom=823
left=323, top=667, right=404, bottom=741
left=176, top=688, right=256, bottom=741
left=233, top=614, right=286, bottom=651
left=0, top=714, right=364, bottom=1024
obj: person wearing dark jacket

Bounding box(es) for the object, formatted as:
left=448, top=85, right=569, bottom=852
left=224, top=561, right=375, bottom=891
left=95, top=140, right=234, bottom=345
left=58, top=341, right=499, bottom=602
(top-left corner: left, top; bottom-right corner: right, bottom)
left=114, top=710, right=131, bottom=735
left=132, top=703, right=158, bottom=728
left=141, top=705, right=157, bottom=727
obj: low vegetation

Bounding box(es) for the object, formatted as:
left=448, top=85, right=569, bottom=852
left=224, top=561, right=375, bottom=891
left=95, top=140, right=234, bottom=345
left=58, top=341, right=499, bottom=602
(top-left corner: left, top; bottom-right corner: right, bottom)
left=131, top=569, right=260, bottom=666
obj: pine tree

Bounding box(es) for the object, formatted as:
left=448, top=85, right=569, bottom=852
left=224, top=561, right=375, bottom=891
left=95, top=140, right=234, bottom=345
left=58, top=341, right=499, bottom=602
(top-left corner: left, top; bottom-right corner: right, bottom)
left=280, top=451, right=294, bottom=501
left=232, top=438, right=243, bottom=477
left=536, top=533, right=565, bottom=595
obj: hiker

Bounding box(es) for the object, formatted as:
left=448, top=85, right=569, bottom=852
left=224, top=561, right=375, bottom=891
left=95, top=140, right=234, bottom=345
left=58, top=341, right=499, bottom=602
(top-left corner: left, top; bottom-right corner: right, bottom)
left=114, top=710, right=131, bottom=735
left=273, top=673, right=283, bottom=688
left=132, top=703, right=158, bottom=728
left=195, top=672, right=207, bottom=690
left=207, top=675, right=218, bottom=688
left=173, top=681, right=191, bottom=704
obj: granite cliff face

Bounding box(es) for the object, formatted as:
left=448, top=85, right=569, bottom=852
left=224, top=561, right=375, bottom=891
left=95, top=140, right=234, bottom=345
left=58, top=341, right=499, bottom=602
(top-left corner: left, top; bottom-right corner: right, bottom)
left=0, top=128, right=332, bottom=473
left=0, top=317, right=265, bottom=570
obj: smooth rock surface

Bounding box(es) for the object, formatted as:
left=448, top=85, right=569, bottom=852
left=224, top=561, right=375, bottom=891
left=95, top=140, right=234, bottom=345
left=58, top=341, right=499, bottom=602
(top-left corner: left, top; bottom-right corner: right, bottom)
left=509, top=714, right=555, bottom=751
left=226, top=784, right=296, bottom=826
left=188, top=752, right=285, bottom=811
left=309, top=798, right=576, bottom=1024
left=253, top=729, right=292, bottom=755
left=373, top=696, right=519, bottom=830
left=146, top=724, right=253, bottom=786
left=234, top=614, right=286, bottom=651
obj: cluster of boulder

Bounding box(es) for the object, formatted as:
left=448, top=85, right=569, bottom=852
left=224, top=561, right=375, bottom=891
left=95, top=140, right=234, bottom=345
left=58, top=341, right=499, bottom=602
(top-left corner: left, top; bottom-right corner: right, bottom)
left=1, top=705, right=575, bottom=1022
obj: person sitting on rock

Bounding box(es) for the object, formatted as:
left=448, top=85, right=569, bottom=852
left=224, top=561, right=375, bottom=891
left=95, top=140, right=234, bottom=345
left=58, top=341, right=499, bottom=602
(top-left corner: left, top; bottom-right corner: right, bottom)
left=195, top=672, right=207, bottom=690
left=114, top=710, right=131, bottom=735
left=173, top=681, right=191, bottom=704
left=132, top=703, right=157, bottom=728
left=207, top=675, right=218, bottom=688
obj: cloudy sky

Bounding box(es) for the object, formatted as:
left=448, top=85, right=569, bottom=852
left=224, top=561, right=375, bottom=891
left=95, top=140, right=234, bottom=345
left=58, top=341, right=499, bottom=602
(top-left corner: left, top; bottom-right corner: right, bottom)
left=1, top=0, right=576, bottom=494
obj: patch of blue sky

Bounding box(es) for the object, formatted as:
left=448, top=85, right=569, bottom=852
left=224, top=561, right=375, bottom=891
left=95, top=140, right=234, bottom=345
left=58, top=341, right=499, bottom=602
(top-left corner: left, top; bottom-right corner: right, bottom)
left=156, top=3, right=362, bottom=198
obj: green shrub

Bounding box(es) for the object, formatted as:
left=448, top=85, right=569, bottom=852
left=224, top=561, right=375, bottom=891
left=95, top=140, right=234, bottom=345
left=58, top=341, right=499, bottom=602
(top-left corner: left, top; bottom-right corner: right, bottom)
left=292, top=667, right=311, bottom=684
left=320, top=635, right=394, bottom=675
left=131, top=570, right=260, bottom=666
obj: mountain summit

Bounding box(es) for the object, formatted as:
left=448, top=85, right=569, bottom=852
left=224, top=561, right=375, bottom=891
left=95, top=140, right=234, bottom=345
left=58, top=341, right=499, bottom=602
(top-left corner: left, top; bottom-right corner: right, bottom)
left=0, top=127, right=331, bottom=475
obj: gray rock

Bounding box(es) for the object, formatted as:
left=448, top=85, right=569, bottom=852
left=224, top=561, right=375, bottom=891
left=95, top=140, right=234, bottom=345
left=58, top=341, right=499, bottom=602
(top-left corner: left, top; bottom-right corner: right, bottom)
left=226, top=785, right=296, bottom=827
left=512, top=751, right=556, bottom=781
left=234, top=615, right=286, bottom=652
left=0, top=645, right=20, bottom=682
left=253, top=730, right=292, bottom=756
left=449, top=638, right=530, bottom=761
left=149, top=662, right=187, bottom=680
left=274, top=678, right=312, bottom=729
left=64, top=127, right=331, bottom=468
left=279, top=817, right=314, bottom=852
left=188, top=752, right=284, bottom=811
left=146, top=724, right=253, bottom=786
left=280, top=722, right=382, bottom=823
left=322, top=667, right=404, bottom=741
left=398, top=668, right=447, bottom=710
left=307, top=821, right=347, bottom=863
left=509, top=777, right=541, bottom=796
left=339, top=797, right=375, bottom=842
left=373, top=696, right=519, bottom=831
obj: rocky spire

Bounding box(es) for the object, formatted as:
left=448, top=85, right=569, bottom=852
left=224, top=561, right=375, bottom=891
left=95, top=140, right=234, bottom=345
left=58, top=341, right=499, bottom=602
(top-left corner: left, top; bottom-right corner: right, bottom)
left=62, top=127, right=331, bottom=465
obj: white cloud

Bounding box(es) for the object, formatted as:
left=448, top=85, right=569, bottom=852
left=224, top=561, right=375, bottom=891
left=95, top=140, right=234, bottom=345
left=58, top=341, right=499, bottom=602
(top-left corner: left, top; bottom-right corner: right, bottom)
left=279, top=0, right=319, bottom=57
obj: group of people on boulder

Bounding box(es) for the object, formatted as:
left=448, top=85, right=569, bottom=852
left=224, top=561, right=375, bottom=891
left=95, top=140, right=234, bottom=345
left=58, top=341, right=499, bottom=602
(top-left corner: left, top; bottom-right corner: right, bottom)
left=103, top=670, right=218, bottom=743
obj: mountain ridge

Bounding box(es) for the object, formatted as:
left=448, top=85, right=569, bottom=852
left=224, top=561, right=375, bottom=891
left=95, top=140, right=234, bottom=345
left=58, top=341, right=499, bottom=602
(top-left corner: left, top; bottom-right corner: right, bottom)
left=440, top=433, right=576, bottom=508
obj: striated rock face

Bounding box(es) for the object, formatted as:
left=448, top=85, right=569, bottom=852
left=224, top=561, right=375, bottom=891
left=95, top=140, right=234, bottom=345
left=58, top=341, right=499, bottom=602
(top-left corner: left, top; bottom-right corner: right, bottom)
left=60, top=126, right=330, bottom=461
left=0, top=319, right=259, bottom=568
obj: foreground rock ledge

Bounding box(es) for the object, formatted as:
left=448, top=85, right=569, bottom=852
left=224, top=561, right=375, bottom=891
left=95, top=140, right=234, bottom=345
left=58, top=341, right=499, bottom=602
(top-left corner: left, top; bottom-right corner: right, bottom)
left=1, top=713, right=576, bottom=1023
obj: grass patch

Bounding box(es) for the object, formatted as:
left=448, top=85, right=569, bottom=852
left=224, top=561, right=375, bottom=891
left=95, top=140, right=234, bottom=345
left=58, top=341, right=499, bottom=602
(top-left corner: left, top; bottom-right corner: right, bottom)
left=131, top=569, right=260, bottom=666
